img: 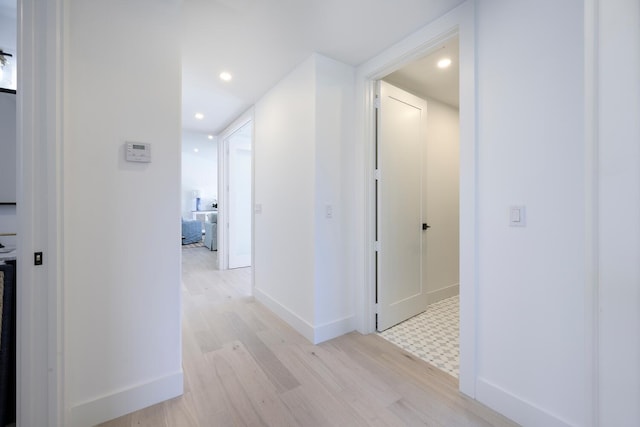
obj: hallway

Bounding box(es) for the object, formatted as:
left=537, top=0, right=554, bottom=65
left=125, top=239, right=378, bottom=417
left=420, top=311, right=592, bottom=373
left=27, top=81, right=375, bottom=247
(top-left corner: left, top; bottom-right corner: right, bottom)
left=99, top=248, right=515, bottom=426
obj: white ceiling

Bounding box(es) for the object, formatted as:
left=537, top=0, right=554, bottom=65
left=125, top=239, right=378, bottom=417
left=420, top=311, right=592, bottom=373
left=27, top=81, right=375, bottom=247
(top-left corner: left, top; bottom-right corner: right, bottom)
left=384, top=35, right=459, bottom=108
left=1, top=0, right=463, bottom=134
left=182, top=0, right=464, bottom=134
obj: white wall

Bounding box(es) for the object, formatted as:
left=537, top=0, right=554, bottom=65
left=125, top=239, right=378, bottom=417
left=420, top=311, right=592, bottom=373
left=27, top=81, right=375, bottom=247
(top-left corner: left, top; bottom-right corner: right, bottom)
left=254, top=56, right=317, bottom=337
left=423, top=97, right=459, bottom=303
left=254, top=53, right=355, bottom=343
left=314, top=54, right=354, bottom=338
left=597, top=0, right=640, bottom=424
left=64, top=1, right=182, bottom=426
left=181, top=130, right=218, bottom=218
left=475, top=1, right=586, bottom=425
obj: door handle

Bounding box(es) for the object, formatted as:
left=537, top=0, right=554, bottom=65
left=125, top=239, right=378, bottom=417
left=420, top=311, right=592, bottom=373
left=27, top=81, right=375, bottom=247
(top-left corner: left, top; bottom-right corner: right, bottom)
left=422, top=223, right=431, bottom=230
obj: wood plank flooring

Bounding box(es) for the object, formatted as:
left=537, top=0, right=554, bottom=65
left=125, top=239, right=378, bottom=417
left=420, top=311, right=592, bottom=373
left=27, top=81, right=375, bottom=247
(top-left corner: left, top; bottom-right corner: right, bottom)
left=99, top=248, right=518, bottom=427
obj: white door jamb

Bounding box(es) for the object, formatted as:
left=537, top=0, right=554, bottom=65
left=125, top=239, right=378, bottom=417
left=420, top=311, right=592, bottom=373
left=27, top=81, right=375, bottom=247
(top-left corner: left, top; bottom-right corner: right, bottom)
left=17, top=0, right=65, bottom=425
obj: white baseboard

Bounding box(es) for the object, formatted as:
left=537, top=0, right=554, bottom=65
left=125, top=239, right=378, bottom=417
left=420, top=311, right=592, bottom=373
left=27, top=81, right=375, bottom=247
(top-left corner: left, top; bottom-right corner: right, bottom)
left=68, top=371, right=183, bottom=427
left=476, top=377, right=573, bottom=427
left=313, top=315, right=356, bottom=344
left=427, top=283, right=459, bottom=305
left=254, top=287, right=315, bottom=342
left=254, top=288, right=355, bottom=344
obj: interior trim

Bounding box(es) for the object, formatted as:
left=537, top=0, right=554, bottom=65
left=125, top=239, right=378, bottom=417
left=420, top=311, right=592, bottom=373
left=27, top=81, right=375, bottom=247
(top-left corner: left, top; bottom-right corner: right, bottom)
left=354, top=1, right=477, bottom=398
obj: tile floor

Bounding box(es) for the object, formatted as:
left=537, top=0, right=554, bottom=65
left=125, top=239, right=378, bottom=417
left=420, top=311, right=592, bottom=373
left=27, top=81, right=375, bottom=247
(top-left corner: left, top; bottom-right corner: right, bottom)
left=378, top=296, right=459, bottom=378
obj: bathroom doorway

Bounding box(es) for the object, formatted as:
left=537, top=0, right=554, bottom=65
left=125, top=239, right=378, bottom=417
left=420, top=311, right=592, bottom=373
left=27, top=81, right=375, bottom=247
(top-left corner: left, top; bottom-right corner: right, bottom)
left=376, top=36, right=461, bottom=378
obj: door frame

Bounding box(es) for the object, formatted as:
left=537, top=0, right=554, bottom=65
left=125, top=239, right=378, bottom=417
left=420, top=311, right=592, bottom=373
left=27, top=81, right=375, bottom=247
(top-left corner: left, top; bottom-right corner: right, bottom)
left=354, top=1, right=477, bottom=397
left=17, top=0, right=65, bottom=424
left=218, top=108, right=254, bottom=271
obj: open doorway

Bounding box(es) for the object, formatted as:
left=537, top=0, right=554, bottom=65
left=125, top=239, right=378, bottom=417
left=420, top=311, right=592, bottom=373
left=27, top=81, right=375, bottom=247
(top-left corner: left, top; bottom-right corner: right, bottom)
left=181, top=130, right=219, bottom=256
left=375, top=36, right=460, bottom=379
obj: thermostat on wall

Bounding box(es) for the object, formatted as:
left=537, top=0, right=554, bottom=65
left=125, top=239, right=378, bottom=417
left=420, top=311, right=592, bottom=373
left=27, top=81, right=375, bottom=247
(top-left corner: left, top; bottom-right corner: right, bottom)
left=125, top=142, right=151, bottom=163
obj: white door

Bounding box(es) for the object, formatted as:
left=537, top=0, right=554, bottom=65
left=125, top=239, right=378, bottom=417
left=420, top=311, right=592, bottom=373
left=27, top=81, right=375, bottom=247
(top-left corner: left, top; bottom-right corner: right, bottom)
left=376, top=81, right=428, bottom=331
left=227, top=122, right=252, bottom=269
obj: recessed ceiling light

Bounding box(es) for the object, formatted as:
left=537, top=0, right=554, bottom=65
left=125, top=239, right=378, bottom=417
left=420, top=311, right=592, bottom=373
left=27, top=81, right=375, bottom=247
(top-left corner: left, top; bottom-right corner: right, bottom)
left=194, top=148, right=199, bottom=153
left=220, top=72, right=232, bottom=81
left=437, top=58, right=452, bottom=69
left=195, top=113, right=204, bottom=120
left=207, top=135, right=213, bottom=140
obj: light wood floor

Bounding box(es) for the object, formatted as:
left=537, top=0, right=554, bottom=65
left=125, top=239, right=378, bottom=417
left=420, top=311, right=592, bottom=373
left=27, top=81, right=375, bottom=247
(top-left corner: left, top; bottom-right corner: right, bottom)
left=99, top=248, right=517, bottom=427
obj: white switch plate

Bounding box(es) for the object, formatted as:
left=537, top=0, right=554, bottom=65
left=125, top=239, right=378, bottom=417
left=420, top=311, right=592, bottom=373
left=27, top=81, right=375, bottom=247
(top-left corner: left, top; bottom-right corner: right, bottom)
left=325, top=204, right=333, bottom=219
left=509, top=205, right=526, bottom=227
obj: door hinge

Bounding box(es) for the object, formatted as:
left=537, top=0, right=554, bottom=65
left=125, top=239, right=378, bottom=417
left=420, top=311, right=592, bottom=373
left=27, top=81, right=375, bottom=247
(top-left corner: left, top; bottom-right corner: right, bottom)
left=374, top=169, right=381, bottom=180
left=375, top=303, right=379, bottom=314
left=375, top=241, right=381, bottom=252
left=374, top=97, right=381, bottom=109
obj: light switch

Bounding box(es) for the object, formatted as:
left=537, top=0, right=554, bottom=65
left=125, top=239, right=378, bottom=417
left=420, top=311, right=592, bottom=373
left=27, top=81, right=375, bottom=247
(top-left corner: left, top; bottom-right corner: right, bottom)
left=510, top=207, right=520, bottom=222
left=325, top=204, right=333, bottom=219
left=509, top=206, right=526, bottom=227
